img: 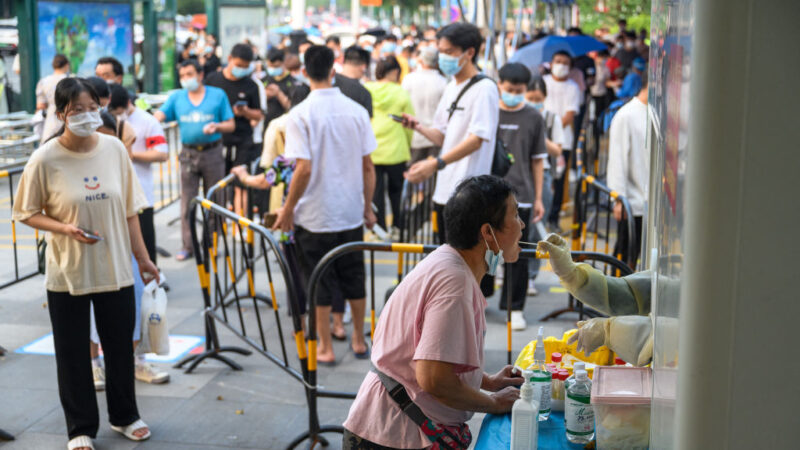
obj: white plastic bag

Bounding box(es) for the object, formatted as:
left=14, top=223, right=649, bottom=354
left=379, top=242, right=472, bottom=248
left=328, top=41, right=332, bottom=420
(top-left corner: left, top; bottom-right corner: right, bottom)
left=137, top=280, right=170, bottom=355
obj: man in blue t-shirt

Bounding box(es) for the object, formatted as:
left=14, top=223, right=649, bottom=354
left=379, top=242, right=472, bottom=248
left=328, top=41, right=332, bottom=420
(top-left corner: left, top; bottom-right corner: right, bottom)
left=154, top=59, right=234, bottom=260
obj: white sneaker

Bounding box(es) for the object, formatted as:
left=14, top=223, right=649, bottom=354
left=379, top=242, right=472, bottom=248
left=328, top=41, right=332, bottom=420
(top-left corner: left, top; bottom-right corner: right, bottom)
left=527, top=279, right=538, bottom=296
left=343, top=302, right=352, bottom=325
left=511, top=311, right=527, bottom=331
left=135, top=362, right=170, bottom=384
left=93, top=366, right=106, bottom=391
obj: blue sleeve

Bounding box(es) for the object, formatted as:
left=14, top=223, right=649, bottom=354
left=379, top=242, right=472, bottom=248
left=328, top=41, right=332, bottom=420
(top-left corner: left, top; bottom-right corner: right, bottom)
left=216, top=89, right=234, bottom=122
left=159, top=93, right=177, bottom=122
left=618, top=73, right=641, bottom=99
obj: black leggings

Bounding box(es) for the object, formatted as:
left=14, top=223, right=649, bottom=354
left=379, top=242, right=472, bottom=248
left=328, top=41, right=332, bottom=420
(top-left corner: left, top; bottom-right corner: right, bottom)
left=373, top=163, right=406, bottom=231
left=139, top=207, right=156, bottom=264
left=47, top=286, right=139, bottom=439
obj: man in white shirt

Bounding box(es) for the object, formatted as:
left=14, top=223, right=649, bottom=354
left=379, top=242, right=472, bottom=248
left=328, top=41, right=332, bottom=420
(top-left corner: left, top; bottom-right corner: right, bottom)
left=607, top=72, right=649, bottom=266
left=401, top=46, right=448, bottom=163
left=543, top=51, right=581, bottom=228
left=273, top=45, right=377, bottom=365
left=36, top=54, right=70, bottom=141
left=403, top=22, right=499, bottom=245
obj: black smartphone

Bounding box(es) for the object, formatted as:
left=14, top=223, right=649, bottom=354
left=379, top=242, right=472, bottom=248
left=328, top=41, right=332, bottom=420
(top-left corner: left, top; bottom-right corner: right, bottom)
left=234, top=100, right=248, bottom=108
left=388, top=114, right=404, bottom=123
left=78, top=227, right=103, bottom=241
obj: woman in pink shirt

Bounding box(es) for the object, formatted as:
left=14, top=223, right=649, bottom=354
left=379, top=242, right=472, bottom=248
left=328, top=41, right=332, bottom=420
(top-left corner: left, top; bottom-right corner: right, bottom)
left=343, top=175, right=526, bottom=449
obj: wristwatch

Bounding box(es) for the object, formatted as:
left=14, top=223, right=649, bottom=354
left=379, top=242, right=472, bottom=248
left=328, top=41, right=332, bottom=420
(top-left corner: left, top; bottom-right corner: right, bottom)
left=435, top=157, right=447, bottom=170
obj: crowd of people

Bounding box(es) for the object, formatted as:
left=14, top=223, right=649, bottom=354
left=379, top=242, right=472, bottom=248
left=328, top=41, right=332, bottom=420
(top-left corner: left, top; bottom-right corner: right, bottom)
left=17, top=16, right=651, bottom=449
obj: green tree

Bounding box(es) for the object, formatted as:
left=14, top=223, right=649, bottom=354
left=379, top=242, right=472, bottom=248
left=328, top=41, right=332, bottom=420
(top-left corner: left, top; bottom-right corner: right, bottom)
left=177, top=0, right=206, bottom=15
left=575, top=0, right=651, bottom=34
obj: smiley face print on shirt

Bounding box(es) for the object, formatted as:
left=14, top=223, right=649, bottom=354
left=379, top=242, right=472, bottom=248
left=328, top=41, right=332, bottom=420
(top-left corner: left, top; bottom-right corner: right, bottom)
left=83, top=176, right=108, bottom=202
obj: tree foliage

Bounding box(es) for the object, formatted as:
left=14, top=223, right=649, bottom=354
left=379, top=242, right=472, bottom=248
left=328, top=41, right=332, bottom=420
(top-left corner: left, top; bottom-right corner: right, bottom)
left=177, top=0, right=206, bottom=15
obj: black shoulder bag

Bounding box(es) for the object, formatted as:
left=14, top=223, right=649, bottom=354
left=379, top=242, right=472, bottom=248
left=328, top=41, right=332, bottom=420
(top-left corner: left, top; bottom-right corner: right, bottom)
left=447, top=75, right=514, bottom=177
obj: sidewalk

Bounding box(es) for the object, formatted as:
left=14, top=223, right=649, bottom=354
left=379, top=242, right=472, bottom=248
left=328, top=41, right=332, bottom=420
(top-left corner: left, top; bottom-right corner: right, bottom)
left=0, top=202, right=580, bottom=449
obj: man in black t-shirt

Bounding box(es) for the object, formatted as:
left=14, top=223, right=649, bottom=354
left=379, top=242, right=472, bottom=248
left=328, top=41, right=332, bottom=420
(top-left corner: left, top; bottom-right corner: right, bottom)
left=201, top=34, right=222, bottom=75
left=263, top=48, right=302, bottom=127
left=333, top=46, right=373, bottom=117
left=204, top=43, right=264, bottom=171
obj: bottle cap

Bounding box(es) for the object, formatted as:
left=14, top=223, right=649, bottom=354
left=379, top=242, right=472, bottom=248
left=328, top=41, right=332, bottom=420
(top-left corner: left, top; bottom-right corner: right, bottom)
left=546, top=363, right=557, bottom=372
left=534, top=326, right=546, bottom=361
left=576, top=370, right=588, bottom=381
left=559, top=370, right=569, bottom=380
left=573, top=362, right=586, bottom=373
left=615, top=357, right=626, bottom=365
left=551, top=352, right=562, bottom=362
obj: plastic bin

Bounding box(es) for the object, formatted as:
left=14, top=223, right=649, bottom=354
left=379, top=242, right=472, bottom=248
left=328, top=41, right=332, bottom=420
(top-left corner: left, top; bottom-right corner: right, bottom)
left=591, top=366, right=652, bottom=449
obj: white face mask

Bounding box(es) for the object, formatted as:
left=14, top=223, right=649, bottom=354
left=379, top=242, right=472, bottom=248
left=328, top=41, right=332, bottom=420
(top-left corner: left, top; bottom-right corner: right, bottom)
left=483, top=226, right=505, bottom=276
left=551, top=63, right=570, bottom=79
left=66, top=111, right=103, bottom=137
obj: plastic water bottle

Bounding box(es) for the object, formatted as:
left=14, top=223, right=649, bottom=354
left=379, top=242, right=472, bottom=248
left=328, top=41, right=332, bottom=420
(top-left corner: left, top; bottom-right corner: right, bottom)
left=511, top=371, right=539, bottom=450
left=530, top=327, right=552, bottom=421
left=565, top=362, right=586, bottom=392
left=565, top=369, right=595, bottom=444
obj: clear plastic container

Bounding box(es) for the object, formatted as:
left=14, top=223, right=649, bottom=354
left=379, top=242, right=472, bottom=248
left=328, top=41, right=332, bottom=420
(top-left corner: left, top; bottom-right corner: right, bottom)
left=591, top=366, right=652, bottom=449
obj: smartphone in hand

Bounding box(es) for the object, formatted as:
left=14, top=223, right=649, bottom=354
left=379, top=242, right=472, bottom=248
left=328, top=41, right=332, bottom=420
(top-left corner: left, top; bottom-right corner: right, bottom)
left=234, top=100, right=248, bottom=108
left=388, top=114, right=404, bottom=123
left=78, top=227, right=103, bottom=241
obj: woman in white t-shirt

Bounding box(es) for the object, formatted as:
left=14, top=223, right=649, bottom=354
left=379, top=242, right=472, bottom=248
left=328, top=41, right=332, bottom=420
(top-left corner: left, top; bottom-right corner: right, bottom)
left=12, top=78, right=158, bottom=450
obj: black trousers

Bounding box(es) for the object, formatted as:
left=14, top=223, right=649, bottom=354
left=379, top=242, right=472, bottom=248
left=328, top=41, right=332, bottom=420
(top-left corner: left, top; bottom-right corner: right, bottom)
left=500, top=207, right=531, bottom=311
left=614, top=215, right=643, bottom=268
left=434, top=202, right=494, bottom=298
left=548, top=149, right=572, bottom=227
left=47, top=286, right=139, bottom=439
left=374, top=163, right=406, bottom=232
left=138, top=207, right=156, bottom=265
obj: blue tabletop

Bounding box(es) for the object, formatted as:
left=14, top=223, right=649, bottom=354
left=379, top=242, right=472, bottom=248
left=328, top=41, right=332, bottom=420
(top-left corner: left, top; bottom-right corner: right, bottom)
left=474, top=411, right=590, bottom=450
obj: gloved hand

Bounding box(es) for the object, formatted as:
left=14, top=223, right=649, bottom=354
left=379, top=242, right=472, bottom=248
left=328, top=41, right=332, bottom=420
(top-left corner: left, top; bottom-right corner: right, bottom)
left=567, top=318, right=609, bottom=356
left=537, top=233, right=586, bottom=287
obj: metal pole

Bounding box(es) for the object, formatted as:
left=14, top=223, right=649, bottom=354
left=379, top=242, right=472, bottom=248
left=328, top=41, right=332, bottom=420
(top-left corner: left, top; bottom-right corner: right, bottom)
left=204, top=0, right=220, bottom=39
left=529, top=0, right=537, bottom=34
left=142, top=0, right=159, bottom=93
left=498, top=0, right=509, bottom=66
left=12, top=0, right=38, bottom=112
left=482, top=0, right=498, bottom=72
left=511, top=0, right=525, bottom=50
left=351, top=0, right=360, bottom=32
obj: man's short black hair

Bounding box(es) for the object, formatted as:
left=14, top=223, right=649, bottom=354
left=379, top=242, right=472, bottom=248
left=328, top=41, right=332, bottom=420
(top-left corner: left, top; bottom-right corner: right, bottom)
left=527, top=76, right=547, bottom=96
left=179, top=59, right=202, bottom=74
left=52, top=54, right=69, bottom=70
left=551, top=50, right=573, bottom=67
left=343, top=46, right=371, bottom=67
left=639, top=70, right=649, bottom=92
left=267, top=48, right=285, bottom=63
left=325, top=36, right=340, bottom=46
left=445, top=175, right=513, bottom=250
left=567, top=27, right=583, bottom=35
left=108, top=83, right=130, bottom=110
left=96, top=56, right=123, bottom=76
left=498, top=63, right=531, bottom=86
left=436, top=22, right=483, bottom=64
left=230, top=43, right=254, bottom=62
left=304, top=45, right=334, bottom=82
left=85, top=76, right=110, bottom=99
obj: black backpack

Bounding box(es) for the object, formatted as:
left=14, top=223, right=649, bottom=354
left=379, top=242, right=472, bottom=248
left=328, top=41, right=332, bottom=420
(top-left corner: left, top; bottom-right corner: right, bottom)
left=447, top=75, right=514, bottom=177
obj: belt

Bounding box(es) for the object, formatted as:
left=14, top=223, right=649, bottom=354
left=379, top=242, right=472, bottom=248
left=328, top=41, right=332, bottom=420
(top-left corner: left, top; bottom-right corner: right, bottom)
left=184, top=140, right=221, bottom=151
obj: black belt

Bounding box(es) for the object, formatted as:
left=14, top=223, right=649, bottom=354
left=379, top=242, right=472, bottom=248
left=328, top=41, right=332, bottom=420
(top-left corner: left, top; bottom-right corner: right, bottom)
left=184, top=140, right=221, bottom=151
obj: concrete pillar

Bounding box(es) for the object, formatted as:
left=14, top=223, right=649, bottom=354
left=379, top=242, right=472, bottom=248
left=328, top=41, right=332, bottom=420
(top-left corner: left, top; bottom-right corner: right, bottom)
left=351, top=0, right=360, bottom=32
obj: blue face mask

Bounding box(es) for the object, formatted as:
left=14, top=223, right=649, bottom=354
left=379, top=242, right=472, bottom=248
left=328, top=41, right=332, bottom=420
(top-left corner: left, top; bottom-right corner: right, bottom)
left=267, top=67, right=284, bottom=77
left=484, top=226, right=505, bottom=276
left=181, top=77, right=199, bottom=92
left=408, top=58, right=417, bottom=70
left=501, top=91, right=524, bottom=108
left=381, top=42, right=397, bottom=54
left=364, top=45, right=374, bottom=53
left=528, top=101, right=545, bottom=111
left=231, top=64, right=253, bottom=79
left=438, top=53, right=464, bottom=77
left=299, top=53, right=305, bottom=65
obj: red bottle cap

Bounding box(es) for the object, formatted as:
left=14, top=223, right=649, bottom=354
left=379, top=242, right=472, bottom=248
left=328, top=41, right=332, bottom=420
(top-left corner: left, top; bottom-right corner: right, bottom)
left=559, top=370, right=569, bottom=380
left=615, top=357, right=626, bottom=365
left=551, top=352, right=563, bottom=362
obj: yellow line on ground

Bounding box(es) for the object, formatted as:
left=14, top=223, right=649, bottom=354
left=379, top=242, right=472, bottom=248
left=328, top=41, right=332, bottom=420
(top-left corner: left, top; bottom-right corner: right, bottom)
left=549, top=287, right=567, bottom=293
left=0, top=244, right=36, bottom=250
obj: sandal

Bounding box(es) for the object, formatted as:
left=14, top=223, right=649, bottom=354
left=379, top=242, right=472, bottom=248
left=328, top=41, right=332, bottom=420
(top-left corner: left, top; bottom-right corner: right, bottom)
left=175, top=249, right=193, bottom=261
left=67, top=435, right=94, bottom=450
left=110, top=418, right=151, bottom=442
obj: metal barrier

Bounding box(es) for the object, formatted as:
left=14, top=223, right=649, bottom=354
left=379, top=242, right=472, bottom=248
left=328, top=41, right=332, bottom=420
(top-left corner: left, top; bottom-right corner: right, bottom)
left=152, top=121, right=182, bottom=212
left=0, top=166, right=42, bottom=290
left=571, top=173, right=637, bottom=269
left=293, top=242, right=633, bottom=447
left=175, top=195, right=309, bottom=381
left=396, top=173, right=438, bottom=283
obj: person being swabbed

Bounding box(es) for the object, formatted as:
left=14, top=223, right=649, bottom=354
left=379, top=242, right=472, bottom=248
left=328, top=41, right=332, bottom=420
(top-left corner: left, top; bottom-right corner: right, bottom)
left=537, top=233, right=673, bottom=367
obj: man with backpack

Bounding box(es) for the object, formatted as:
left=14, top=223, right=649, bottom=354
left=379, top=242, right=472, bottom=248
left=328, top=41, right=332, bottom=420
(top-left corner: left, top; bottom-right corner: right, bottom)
left=402, top=22, right=499, bottom=246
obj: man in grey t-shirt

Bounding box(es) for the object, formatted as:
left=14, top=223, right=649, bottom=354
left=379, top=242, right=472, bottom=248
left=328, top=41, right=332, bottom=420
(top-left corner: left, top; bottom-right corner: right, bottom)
left=497, top=63, right=547, bottom=331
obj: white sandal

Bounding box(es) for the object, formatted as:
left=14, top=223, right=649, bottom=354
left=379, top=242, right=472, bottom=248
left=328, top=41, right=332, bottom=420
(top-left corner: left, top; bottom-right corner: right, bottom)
left=110, top=418, right=151, bottom=441
left=67, top=435, right=94, bottom=450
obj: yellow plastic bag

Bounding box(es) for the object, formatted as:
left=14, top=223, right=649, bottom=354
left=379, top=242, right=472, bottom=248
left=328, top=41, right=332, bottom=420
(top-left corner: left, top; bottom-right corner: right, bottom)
left=514, top=329, right=616, bottom=377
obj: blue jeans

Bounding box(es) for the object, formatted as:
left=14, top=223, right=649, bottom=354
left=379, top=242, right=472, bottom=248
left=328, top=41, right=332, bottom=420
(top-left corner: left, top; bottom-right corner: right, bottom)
left=529, top=170, right=554, bottom=281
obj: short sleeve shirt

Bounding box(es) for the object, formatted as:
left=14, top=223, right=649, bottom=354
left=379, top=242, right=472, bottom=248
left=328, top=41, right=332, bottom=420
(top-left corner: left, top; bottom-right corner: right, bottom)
left=344, top=245, right=487, bottom=448
left=283, top=87, right=376, bottom=232
left=543, top=74, right=581, bottom=150
left=159, top=86, right=233, bottom=145
left=334, top=73, right=373, bottom=117
left=431, top=77, right=499, bottom=205
left=499, top=105, right=547, bottom=205
left=203, top=71, right=262, bottom=145
left=12, top=133, right=149, bottom=295
left=127, top=107, right=168, bottom=206
left=263, top=73, right=303, bottom=126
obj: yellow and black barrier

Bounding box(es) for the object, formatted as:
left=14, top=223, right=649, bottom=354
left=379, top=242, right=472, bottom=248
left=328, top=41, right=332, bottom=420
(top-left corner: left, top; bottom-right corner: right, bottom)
left=152, top=122, right=182, bottom=212
left=397, top=174, right=438, bottom=276
left=0, top=166, right=43, bottom=290
left=176, top=195, right=310, bottom=391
